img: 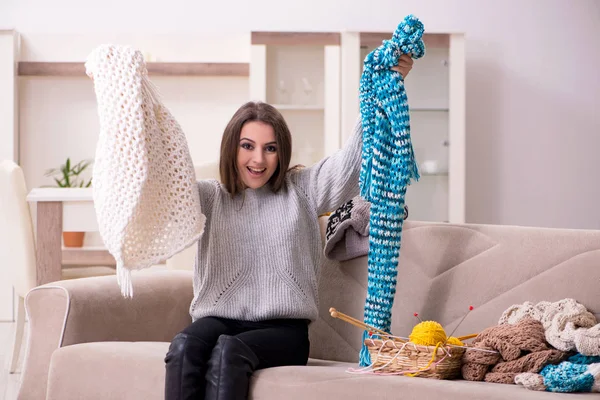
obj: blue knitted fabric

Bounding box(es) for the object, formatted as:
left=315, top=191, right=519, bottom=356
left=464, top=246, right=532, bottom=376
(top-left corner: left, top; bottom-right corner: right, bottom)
left=358, top=14, right=425, bottom=366
left=537, top=354, right=600, bottom=393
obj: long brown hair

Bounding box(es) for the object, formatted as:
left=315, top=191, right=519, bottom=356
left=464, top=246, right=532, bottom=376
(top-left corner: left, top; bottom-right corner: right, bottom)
left=219, top=101, right=292, bottom=197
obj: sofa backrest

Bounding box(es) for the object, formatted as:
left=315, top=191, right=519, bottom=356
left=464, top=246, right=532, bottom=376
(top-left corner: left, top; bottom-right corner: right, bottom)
left=309, top=219, right=600, bottom=363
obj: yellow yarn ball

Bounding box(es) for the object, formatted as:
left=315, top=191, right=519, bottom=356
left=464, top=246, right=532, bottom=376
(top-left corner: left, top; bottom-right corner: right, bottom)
left=409, top=321, right=447, bottom=346
left=409, top=321, right=465, bottom=347
left=446, top=336, right=464, bottom=346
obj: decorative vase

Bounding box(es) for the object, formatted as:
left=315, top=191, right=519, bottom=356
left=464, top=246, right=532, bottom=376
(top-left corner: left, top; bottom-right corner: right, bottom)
left=63, top=232, right=85, bottom=248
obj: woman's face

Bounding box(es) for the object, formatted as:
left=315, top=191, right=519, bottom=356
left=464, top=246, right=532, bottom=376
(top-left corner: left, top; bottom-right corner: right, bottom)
left=236, top=121, right=279, bottom=190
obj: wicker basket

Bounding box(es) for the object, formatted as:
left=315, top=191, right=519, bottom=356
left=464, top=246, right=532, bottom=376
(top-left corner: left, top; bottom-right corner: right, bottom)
left=328, top=308, right=473, bottom=379
left=365, top=336, right=466, bottom=379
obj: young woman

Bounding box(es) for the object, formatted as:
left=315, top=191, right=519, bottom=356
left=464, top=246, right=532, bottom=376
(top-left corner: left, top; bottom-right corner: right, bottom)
left=164, top=54, right=414, bottom=400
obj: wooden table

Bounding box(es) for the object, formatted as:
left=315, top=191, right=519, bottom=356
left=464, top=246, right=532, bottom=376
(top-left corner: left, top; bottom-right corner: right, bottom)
left=26, top=188, right=115, bottom=286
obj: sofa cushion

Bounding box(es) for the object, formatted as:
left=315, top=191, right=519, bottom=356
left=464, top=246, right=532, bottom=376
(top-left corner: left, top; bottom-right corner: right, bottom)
left=252, top=358, right=600, bottom=399
left=46, top=341, right=597, bottom=400
left=46, top=342, right=169, bottom=400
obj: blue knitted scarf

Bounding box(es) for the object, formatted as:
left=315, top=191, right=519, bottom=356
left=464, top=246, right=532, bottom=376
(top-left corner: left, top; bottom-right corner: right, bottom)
left=358, top=15, right=425, bottom=366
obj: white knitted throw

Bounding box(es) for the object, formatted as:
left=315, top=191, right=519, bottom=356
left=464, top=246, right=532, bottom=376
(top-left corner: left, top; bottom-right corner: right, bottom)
left=499, top=298, right=600, bottom=356
left=85, top=44, right=205, bottom=297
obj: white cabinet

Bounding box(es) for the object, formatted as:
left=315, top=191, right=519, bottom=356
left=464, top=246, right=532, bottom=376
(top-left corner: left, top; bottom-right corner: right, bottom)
left=249, top=32, right=341, bottom=167
left=340, top=32, right=466, bottom=223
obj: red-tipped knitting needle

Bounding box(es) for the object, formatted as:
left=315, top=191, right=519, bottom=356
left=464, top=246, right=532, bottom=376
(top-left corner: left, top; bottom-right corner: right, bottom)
left=414, top=312, right=423, bottom=323
left=445, top=306, right=474, bottom=341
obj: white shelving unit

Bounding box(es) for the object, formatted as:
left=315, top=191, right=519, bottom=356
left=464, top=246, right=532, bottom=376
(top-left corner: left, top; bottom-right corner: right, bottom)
left=249, top=32, right=341, bottom=167
left=340, top=31, right=466, bottom=223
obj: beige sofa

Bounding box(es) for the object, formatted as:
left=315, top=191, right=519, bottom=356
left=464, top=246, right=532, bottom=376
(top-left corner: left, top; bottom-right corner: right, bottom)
left=17, top=220, right=600, bottom=399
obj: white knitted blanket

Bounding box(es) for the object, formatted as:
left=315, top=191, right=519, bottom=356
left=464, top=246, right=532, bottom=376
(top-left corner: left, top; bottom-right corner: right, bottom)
left=85, top=45, right=205, bottom=296
left=499, top=298, right=600, bottom=356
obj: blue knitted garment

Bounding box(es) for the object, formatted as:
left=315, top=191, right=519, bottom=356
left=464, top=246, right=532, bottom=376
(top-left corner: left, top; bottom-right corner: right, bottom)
left=536, top=354, right=600, bottom=393
left=358, top=14, right=425, bottom=366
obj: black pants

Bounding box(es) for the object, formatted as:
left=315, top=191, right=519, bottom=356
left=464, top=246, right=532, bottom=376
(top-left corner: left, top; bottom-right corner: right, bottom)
left=164, top=316, right=310, bottom=400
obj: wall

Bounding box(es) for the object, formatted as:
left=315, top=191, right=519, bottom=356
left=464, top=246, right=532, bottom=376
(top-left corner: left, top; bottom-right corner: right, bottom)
left=1, top=0, right=599, bottom=230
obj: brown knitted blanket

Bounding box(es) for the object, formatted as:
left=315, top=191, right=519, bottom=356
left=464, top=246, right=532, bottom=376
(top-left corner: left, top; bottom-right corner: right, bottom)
left=461, top=318, right=569, bottom=384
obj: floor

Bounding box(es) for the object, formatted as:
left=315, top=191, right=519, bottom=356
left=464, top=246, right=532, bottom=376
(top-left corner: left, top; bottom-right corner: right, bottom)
left=0, top=322, right=22, bottom=400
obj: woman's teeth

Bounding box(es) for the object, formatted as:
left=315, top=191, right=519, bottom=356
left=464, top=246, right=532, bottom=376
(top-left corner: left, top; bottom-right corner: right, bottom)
left=248, top=167, right=266, bottom=176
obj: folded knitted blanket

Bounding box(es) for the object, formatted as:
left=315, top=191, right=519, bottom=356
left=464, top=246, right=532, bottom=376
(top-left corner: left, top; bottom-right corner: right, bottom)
left=323, top=196, right=408, bottom=262
left=516, top=354, right=600, bottom=393
left=85, top=45, right=205, bottom=296
left=499, top=298, right=600, bottom=355
left=462, top=318, right=568, bottom=384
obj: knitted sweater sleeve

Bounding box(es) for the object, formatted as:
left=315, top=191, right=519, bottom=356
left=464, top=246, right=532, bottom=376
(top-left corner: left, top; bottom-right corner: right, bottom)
left=290, top=117, right=363, bottom=216
left=197, top=179, right=219, bottom=211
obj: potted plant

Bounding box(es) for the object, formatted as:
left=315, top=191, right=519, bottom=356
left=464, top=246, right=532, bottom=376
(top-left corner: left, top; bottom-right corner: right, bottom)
left=44, top=158, right=93, bottom=247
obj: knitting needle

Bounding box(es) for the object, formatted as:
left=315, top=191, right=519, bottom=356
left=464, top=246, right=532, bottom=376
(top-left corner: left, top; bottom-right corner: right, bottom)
left=414, top=313, right=423, bottom=323
left=329, top=308, right=391, bottom=337
left=448, top=344, right=499, bottom=354
left=444, top=306, right=474, bottom=345
left=329, top=308, right=384, bottom=334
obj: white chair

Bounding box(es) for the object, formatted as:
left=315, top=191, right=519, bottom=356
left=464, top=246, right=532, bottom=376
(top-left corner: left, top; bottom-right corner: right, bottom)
left=0, top=160, right=116, bottom=374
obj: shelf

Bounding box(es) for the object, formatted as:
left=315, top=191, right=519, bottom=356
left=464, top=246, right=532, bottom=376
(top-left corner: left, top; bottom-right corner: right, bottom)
left=27, top=187, right=93, bottom=202
left=18, top=61, right=250, bottom=77
left=251, top=32, right=340, bottom=46
left=273, top=104, right=324, bottom=111
left=360, top=33, right=449, bottom=48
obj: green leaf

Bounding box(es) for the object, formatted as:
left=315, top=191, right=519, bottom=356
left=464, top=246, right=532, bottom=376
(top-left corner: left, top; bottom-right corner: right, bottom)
left=45, top=158, right=93, bottom=188
left=62, top=168, right=70, bottom=187
left=79, top=160, right=91, bottom=172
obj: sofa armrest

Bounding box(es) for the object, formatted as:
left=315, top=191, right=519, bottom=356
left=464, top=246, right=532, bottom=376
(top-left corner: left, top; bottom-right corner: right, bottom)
left=19, top=270, right=193, bottom=400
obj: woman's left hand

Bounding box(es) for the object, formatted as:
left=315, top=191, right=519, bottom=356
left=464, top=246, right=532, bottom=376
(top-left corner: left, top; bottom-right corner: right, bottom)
left=391, top=54, right=414, bottom=79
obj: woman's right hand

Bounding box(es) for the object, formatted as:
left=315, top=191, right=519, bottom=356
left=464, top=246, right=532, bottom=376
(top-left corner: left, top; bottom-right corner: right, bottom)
left=390, top=54, right=414, bottom=79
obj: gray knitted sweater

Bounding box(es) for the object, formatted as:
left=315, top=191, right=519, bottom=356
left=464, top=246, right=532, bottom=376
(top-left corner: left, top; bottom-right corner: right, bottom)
left=190, top=119, right=363, bottom=323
